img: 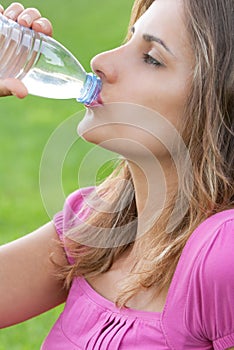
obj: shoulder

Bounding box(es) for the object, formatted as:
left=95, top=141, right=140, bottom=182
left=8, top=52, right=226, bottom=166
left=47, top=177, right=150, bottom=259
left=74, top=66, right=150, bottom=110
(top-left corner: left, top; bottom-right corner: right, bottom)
left=204, top=217, right=234, bottom=271
left=55, top=186, right=95, bottom=217
left=65, top=186, right=95, bottom=214
left=192, top=210, right=234, bottom=282
left=173, top=209, right=234, bottom=290
left=52, top=186, right=96, bottom=264
left=187, top=209, right=234, bottom=294
left=53, top=186, right=95, bottom=234
left=185, top=210, right=234, bottom=343
left=162, top=210, right=234, bottom=347
left=182, top=209, right=234, bottom=267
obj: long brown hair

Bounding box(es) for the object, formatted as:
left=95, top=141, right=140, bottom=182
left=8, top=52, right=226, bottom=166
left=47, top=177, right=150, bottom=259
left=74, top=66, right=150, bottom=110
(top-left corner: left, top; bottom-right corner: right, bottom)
left=54, top=0, right=234, bottom=307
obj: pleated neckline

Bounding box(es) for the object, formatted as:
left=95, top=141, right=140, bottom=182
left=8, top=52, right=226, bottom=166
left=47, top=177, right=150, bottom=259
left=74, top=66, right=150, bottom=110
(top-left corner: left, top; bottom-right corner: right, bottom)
left=77, top=277, right=161, bottom=321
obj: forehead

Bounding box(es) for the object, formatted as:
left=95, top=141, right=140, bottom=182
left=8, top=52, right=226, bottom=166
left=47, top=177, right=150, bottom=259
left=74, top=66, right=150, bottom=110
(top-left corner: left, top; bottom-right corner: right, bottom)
left=135, top=0, right=184, bottom=33
left=134, top=0, right=191, bottom=58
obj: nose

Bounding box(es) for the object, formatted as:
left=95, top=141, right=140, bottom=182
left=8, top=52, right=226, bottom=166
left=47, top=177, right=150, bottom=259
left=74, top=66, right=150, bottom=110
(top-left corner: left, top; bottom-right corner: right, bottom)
left=91, top=48, right=120, bottom=84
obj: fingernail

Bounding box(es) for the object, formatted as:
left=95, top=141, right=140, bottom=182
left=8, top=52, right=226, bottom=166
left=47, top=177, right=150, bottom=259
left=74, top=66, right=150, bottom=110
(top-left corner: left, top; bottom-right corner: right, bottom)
left=20, top=14, right=32, bottom=26
left=0, top=5, right=4, bottom=12
left=35, top=19, right=46, bottom=29
left=5, top=10, right=16, bottom=19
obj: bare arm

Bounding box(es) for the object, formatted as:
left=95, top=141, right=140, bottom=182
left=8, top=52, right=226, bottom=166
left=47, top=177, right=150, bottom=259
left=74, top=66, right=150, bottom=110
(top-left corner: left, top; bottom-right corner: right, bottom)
left=0, top=3, right=67, bottom=328
left=0, top=222, right=68, bottom=328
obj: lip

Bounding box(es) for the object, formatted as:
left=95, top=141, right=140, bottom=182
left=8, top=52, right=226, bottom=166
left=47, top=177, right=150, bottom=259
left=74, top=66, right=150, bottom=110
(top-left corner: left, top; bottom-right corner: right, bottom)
left=85, top=93, right=103, bottom=108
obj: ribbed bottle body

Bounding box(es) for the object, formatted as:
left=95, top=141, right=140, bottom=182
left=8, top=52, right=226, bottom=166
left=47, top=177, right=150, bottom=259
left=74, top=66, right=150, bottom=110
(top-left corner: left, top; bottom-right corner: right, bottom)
left=0, top=14, right=101, bottom=104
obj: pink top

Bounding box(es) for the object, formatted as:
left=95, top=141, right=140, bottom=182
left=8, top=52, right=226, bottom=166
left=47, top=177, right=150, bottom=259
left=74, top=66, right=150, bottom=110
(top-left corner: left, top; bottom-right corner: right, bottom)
left=41, top=186, right=234, bottom=350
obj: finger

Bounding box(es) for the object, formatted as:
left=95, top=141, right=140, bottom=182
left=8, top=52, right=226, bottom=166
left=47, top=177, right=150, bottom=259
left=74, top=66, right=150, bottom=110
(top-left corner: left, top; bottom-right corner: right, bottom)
left=3, top=78, right=28, bottom=99
left=3, top=2, right=24, bottom=20
left=32, top=18, right=53, bottom=36
left=0, top=80, right=11, bottom=97
left=17, top=8, right=41, bottom=28
left=0, top=4, right=4, bottom=13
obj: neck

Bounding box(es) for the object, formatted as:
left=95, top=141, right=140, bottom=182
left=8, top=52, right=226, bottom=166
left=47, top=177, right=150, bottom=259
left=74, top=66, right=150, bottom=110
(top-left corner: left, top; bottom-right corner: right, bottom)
left=126, top=156, right=178, bottom=237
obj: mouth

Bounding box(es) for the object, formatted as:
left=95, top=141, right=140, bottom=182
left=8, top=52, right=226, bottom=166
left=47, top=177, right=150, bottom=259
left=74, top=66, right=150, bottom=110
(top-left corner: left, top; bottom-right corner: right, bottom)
left=85, top=93, right=103, bottom=108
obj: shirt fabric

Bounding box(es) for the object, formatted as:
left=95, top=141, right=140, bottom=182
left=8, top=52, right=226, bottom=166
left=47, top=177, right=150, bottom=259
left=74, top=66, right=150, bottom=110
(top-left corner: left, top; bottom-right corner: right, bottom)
left=41, top=186, right=234, bottom=350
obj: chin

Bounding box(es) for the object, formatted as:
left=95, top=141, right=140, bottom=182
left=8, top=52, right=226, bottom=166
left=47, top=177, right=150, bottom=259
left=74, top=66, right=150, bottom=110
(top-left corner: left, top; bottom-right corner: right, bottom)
left=77, top=108, right=94, bottom=140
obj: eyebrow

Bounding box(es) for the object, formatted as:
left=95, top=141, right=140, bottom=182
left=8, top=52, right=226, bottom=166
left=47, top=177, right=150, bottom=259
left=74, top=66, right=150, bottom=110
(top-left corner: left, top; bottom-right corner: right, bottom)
left=143, top=34, right=175, bottom=57
left=131, top=26, right=175, bottom=58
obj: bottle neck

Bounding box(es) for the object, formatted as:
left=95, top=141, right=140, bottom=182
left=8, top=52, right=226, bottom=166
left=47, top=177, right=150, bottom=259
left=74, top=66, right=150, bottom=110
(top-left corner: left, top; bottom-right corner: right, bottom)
left=77, top=73, right=102, bottom=106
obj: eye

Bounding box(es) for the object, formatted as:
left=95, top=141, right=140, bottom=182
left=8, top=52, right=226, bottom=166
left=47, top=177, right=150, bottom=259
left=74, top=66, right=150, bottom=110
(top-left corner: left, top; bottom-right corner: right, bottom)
left=143, top=53, right=163, bottom=67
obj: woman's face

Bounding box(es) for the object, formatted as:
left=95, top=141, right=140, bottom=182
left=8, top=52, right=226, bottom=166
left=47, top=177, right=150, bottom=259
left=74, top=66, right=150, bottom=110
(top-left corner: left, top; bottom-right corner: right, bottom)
left=78, top=0, right=195, bottom=159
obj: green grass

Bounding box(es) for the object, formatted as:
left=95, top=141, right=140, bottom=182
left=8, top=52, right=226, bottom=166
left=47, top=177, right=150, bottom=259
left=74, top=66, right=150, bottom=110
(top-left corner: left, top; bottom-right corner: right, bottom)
left=0, top=0, right=134, bottom=348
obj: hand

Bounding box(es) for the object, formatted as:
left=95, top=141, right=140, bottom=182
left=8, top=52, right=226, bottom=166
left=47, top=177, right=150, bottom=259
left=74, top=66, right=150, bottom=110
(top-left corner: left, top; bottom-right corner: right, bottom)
left=0, top=2, right=53, bottom=98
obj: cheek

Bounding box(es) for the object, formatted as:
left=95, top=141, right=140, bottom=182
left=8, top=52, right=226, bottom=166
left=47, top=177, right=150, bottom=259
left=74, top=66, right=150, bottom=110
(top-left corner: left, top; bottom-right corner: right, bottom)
left=142, top=77, right=190, bottom=129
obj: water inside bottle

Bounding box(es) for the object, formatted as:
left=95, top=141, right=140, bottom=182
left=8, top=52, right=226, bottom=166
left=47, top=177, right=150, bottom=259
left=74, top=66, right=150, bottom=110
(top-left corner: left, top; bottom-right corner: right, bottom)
left=0, top=14, right=98, bottom=101
left=22, top=67, right=84, bottom=99
left=20, top=35, right=87, bottom=99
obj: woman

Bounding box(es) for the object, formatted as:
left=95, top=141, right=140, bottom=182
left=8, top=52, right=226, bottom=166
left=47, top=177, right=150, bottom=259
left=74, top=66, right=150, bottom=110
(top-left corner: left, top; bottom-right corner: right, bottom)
left=0, top=0, right=234, bottom=349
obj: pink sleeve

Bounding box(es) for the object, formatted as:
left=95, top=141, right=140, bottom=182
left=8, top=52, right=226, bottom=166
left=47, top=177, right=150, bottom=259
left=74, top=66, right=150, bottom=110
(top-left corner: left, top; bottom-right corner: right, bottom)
left=186, top=219, right=234, bottom=349
left=53, top=186, right=95, bottom=264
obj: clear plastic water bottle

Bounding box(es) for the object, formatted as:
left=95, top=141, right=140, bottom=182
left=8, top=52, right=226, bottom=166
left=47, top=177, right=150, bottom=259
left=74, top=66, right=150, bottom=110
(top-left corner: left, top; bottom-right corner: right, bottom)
left=0, top=13, right=102, bottom=105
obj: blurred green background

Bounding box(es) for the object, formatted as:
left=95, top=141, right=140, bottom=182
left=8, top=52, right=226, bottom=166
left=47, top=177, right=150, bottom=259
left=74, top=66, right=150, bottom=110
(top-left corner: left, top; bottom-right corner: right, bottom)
left=0, top=0, right=134, bottom=348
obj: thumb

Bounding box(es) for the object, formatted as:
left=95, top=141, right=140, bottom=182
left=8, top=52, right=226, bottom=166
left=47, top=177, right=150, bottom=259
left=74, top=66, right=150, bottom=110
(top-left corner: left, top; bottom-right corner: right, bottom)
left=2, top=78, right=28, bottom=99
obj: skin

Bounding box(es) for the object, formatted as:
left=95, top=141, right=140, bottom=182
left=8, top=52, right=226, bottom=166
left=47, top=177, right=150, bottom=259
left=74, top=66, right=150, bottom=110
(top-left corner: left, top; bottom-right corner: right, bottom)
left=0, top=3, right=234, bottom=349
left=0, top=3, right=68, bottom=327
left=78, top=0, right=196, bottom=311
left=0, top=2, right=52, bottom=98
left=78, top=0, right=195, bottom=230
